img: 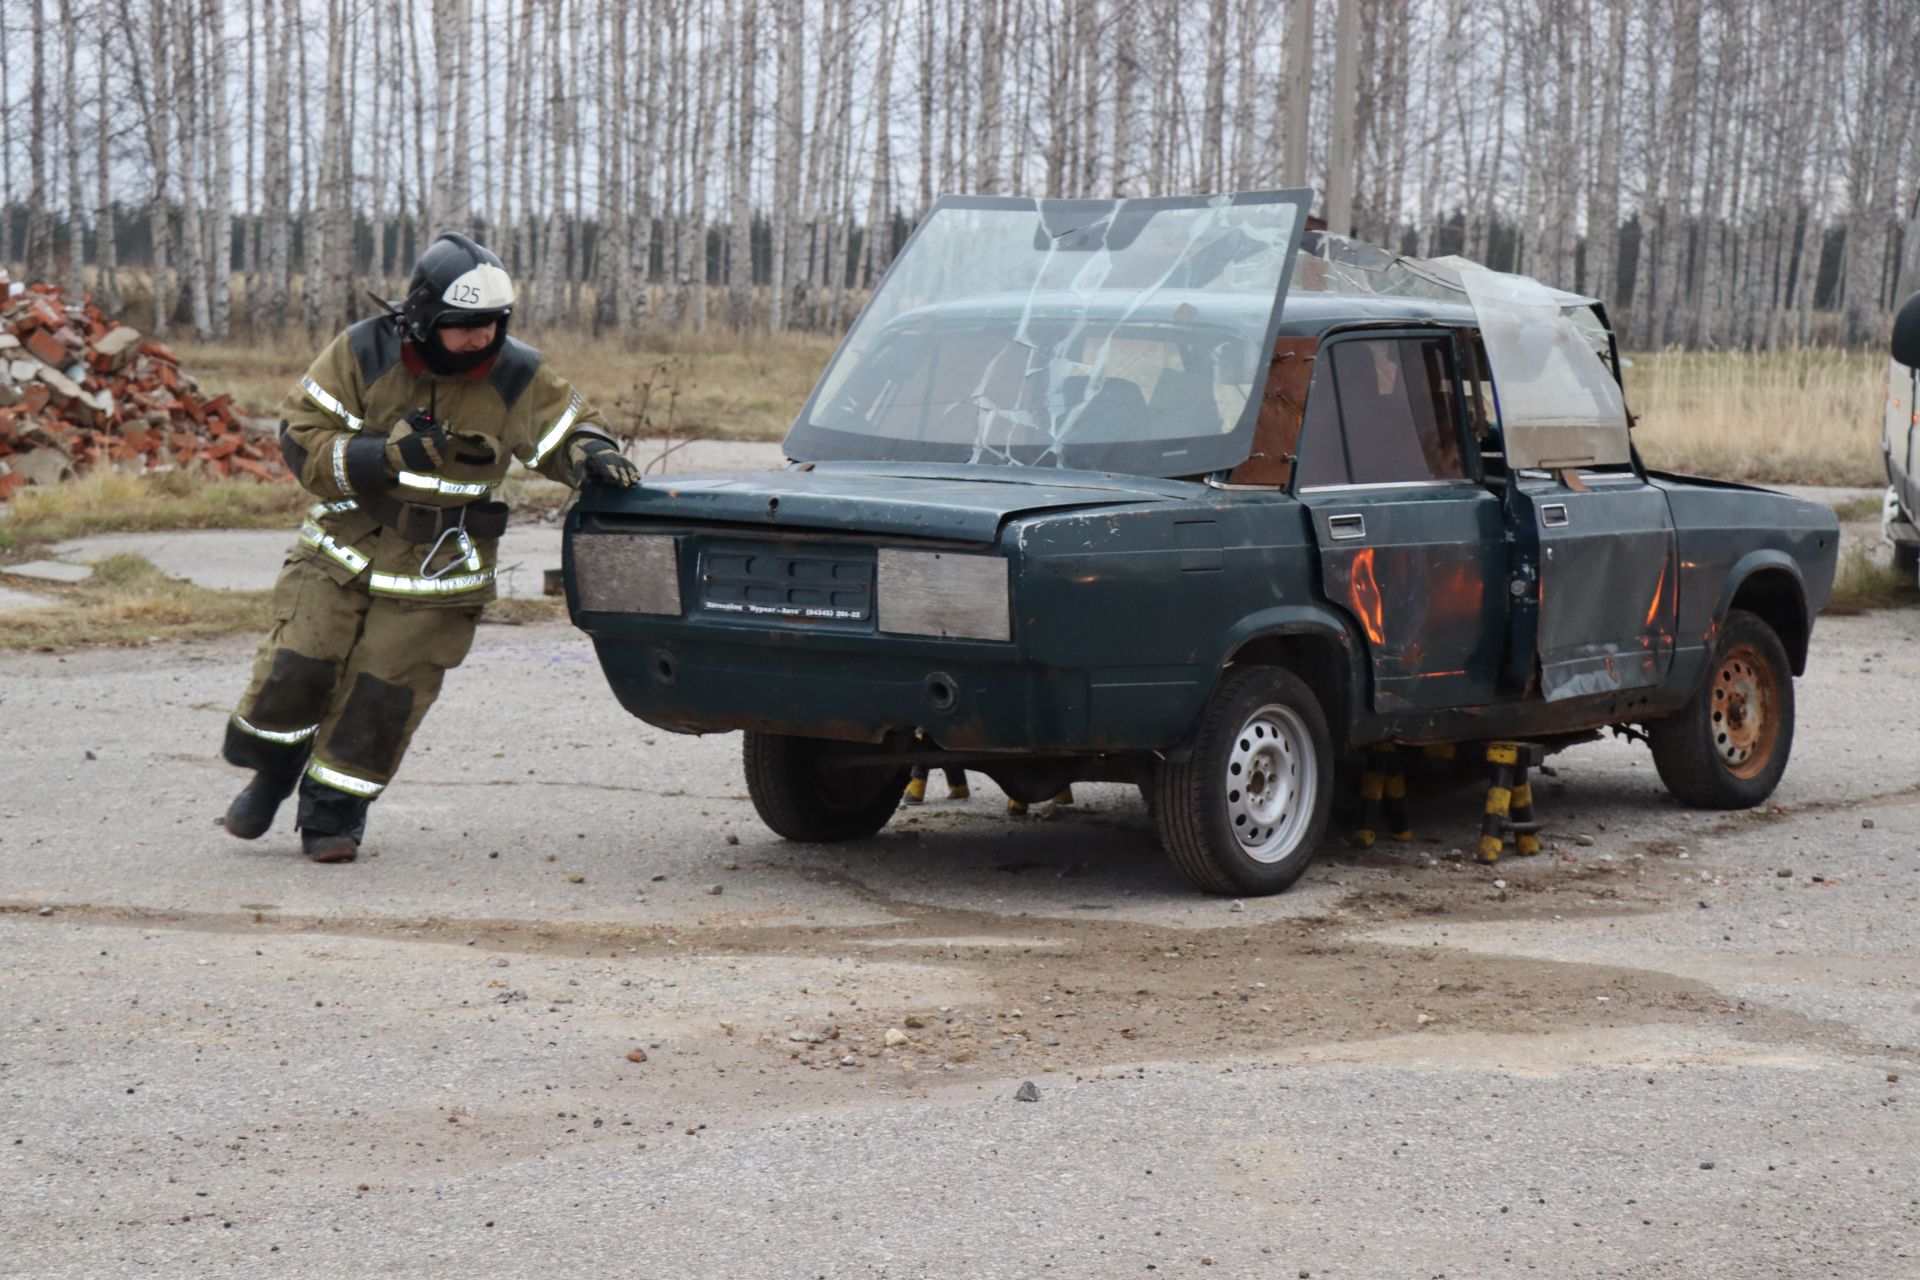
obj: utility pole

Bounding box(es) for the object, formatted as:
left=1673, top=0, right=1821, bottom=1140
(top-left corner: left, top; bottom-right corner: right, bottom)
left=1282, top=0, right=1313, bottom=190
left=1326, top=0, right=1359, bottom=236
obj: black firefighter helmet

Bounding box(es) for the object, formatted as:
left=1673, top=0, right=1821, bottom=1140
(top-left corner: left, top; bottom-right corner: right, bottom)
left=396, top=232, right=515, bottom=374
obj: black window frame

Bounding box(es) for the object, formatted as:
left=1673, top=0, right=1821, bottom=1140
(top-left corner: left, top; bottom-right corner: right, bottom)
left=1288, top=326, right=1483, bottom=494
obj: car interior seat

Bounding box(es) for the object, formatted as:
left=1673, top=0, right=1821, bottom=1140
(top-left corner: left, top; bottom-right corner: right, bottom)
left=1147, top=369, right=1222, bottom=435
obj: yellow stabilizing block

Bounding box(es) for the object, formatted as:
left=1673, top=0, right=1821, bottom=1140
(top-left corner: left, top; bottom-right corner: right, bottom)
left=1512, top=779, right=1540, bottom=856
left=1349, top=759, right=1386, bottom=848
left=1383, top=770, right=1412, bottom=842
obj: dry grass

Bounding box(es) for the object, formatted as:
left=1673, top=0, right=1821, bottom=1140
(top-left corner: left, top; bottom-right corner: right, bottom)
left=1822, top=547, right=1920, bottom=615
left=172, top=327, right=836, bottom=442
left=0, top=470, right=308, bottom=550
left=1624, top=348, right=1886, bottom=487
left=0, top=553, right=277, bottom=651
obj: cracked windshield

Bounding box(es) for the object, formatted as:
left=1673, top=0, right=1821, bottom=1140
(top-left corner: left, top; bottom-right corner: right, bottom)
left=786, top=192, right=1308, bottom=476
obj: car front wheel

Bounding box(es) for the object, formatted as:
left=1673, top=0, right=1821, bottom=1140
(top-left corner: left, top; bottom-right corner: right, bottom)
left=1648, top=608, right=1796, bottom=809
left=742, top=732, right=909, bottom=843
left=1152, top=666, right=1334, bottom=895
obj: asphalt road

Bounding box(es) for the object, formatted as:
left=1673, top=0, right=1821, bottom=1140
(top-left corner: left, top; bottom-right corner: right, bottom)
left=2, top=606, right=1918, bottom=1278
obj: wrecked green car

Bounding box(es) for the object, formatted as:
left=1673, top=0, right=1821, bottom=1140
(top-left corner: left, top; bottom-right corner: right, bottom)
left=564, top=191, right=1838, bottom=895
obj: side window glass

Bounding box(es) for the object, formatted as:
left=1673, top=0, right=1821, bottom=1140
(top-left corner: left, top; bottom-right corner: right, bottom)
left=1292, top=352, right=1349, bottom=487
left=1294, top=336, right=1468, bottom=488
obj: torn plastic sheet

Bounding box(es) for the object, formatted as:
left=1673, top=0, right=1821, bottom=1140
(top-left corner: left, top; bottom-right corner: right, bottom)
left=786, top=191, right=1310, bottom=478
left=1294, top=233, right=1612, bottom=350
left=1458, top=267, right=1631, bottom=470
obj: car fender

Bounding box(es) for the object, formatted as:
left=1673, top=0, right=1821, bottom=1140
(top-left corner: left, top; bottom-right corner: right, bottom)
left=1158, top=605, right=1367, bottom=757
left=1707, top=550, right=1811, bottom=674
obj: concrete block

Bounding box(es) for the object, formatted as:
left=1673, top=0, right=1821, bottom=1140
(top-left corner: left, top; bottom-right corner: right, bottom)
left=2, top=559, right=94, bottom=584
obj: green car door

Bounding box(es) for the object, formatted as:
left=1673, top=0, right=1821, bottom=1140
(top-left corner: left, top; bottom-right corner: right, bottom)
left=1295, top=329, right=1508, bottom=713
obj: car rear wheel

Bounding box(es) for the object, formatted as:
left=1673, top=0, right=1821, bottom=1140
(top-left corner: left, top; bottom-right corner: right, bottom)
left=1152, top=666, right=1334, bottom=895
left=743, top=732, right=909, bottom=843
left=1648, top=608, right=1796, bottom=809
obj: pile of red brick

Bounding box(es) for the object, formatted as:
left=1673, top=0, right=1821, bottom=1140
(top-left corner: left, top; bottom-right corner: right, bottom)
left=0, top=271, right=287, bottom=501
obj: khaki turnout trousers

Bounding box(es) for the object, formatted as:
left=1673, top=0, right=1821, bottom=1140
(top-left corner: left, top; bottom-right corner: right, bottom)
left=223, top=556, right=480, bottom=836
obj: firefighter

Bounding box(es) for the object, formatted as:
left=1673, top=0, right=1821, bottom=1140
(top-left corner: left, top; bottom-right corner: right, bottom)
left=219, top=232, right=638, bottom=863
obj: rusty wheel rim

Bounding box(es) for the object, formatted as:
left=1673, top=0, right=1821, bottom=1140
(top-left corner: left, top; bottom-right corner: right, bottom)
left=1711, top=643, right=1780, bottom=780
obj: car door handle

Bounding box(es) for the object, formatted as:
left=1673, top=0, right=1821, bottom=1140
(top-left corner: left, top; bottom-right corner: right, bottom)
left=1540, top=503, right=1570, bottom=528
left=1327, top=513, right=1366, bottom=541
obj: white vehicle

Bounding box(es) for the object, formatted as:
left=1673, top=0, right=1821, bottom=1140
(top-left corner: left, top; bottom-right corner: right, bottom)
left=1885, top=292, right=1920, bottom=579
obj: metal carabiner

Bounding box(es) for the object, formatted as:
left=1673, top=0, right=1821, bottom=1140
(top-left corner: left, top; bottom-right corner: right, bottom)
left=419, top=506, right=479, bottom=580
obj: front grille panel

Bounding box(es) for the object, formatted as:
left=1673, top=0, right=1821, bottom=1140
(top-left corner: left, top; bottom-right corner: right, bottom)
left=696, top=540, right=875, bottom=626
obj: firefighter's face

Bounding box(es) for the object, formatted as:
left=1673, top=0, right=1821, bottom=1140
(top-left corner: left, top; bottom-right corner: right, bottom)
left=438, top=322, right=497, bottom=354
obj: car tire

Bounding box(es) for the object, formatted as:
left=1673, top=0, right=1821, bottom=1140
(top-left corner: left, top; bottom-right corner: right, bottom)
left=1892, top=540, right=1918, bottom=579
left=1648, top=608, right=1796, bottom=809
left=742, top=732, right=909, bottom=843
left=1152, top=666, right=1334, bottom=895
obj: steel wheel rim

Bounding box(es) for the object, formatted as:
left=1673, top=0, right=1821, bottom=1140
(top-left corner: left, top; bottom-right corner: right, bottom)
left=1711, top=643, right=1779, bottom=780
left=1224, top=703, right=1317, bottom=863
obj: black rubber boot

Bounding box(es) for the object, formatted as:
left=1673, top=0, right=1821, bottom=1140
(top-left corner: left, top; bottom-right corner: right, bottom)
left=300, top=829, right=360, bottom=863
left=295, top=774, right=371, bottom=863
left=224, top=770, right=300, bottom=840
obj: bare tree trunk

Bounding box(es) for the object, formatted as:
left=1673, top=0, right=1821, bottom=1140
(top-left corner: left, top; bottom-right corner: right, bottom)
left=208, top=0, right=233, bottom=336
left=918, top=0, right=936, bottom=211
left=95, top=5, right=121, bottom=314
left=689, top=0, right=715, bottom=331
left=1113, top=0, right=1138, bottom=195
left=769, top=0, right=802, bottom=331
left=975, top=0, right=1004, bottom=193
left=265, top=0, right=292, bottom=328
left=1281, top=0, right=1313, bottom=189
left=139, top=1, right=174, bottom=333
left=1325, top=0, right=1359, bottom=235
left=173, top=0, right=210, bottom=334
left=865, top=0, right=897, bottom=287
left=729, top=0, right=757, bottom=330
left=1585, top=0, right=1628, bottom=320
left=1200, top=0, right=1227, bottom=190
left=327, top=0, right=353, bottom=331
left=598, top=0, right=633, bottom=334
left=534, top=0, right=567, bottom=328
left=1650, top=0, right=1700, bottom=348
left=242, top=0, right=260, bottom=314
left=61, top=0, right=86, bottom=298
left=27, top=0, right=54, bottom=282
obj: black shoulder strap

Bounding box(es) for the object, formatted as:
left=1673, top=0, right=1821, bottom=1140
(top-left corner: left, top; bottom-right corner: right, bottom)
left=488, top=337, right=542, bottom=409
left=276, top=420, right=308, bottom=474
left=345, top=315, right=403, bottom=386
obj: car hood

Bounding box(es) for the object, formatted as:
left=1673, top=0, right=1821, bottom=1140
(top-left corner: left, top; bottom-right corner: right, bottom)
left=574, top=462, right=1208, bottom=544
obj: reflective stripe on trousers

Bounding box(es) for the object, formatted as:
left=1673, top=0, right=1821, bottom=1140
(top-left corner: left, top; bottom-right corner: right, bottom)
left=306, top=757, right=385, bottom=797
left=231, top=713, right=317, bottom=744
left=368, top=568, right=495, bottom=597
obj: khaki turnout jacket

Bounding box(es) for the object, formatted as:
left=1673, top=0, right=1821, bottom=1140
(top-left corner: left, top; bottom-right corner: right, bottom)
left=278, top=315, right=611, bottom=607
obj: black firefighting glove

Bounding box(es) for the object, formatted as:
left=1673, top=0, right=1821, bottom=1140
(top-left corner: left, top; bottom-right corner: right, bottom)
left=385, top=407, right=449, bottom=473
left=570, top=436, right=640, bottom=489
